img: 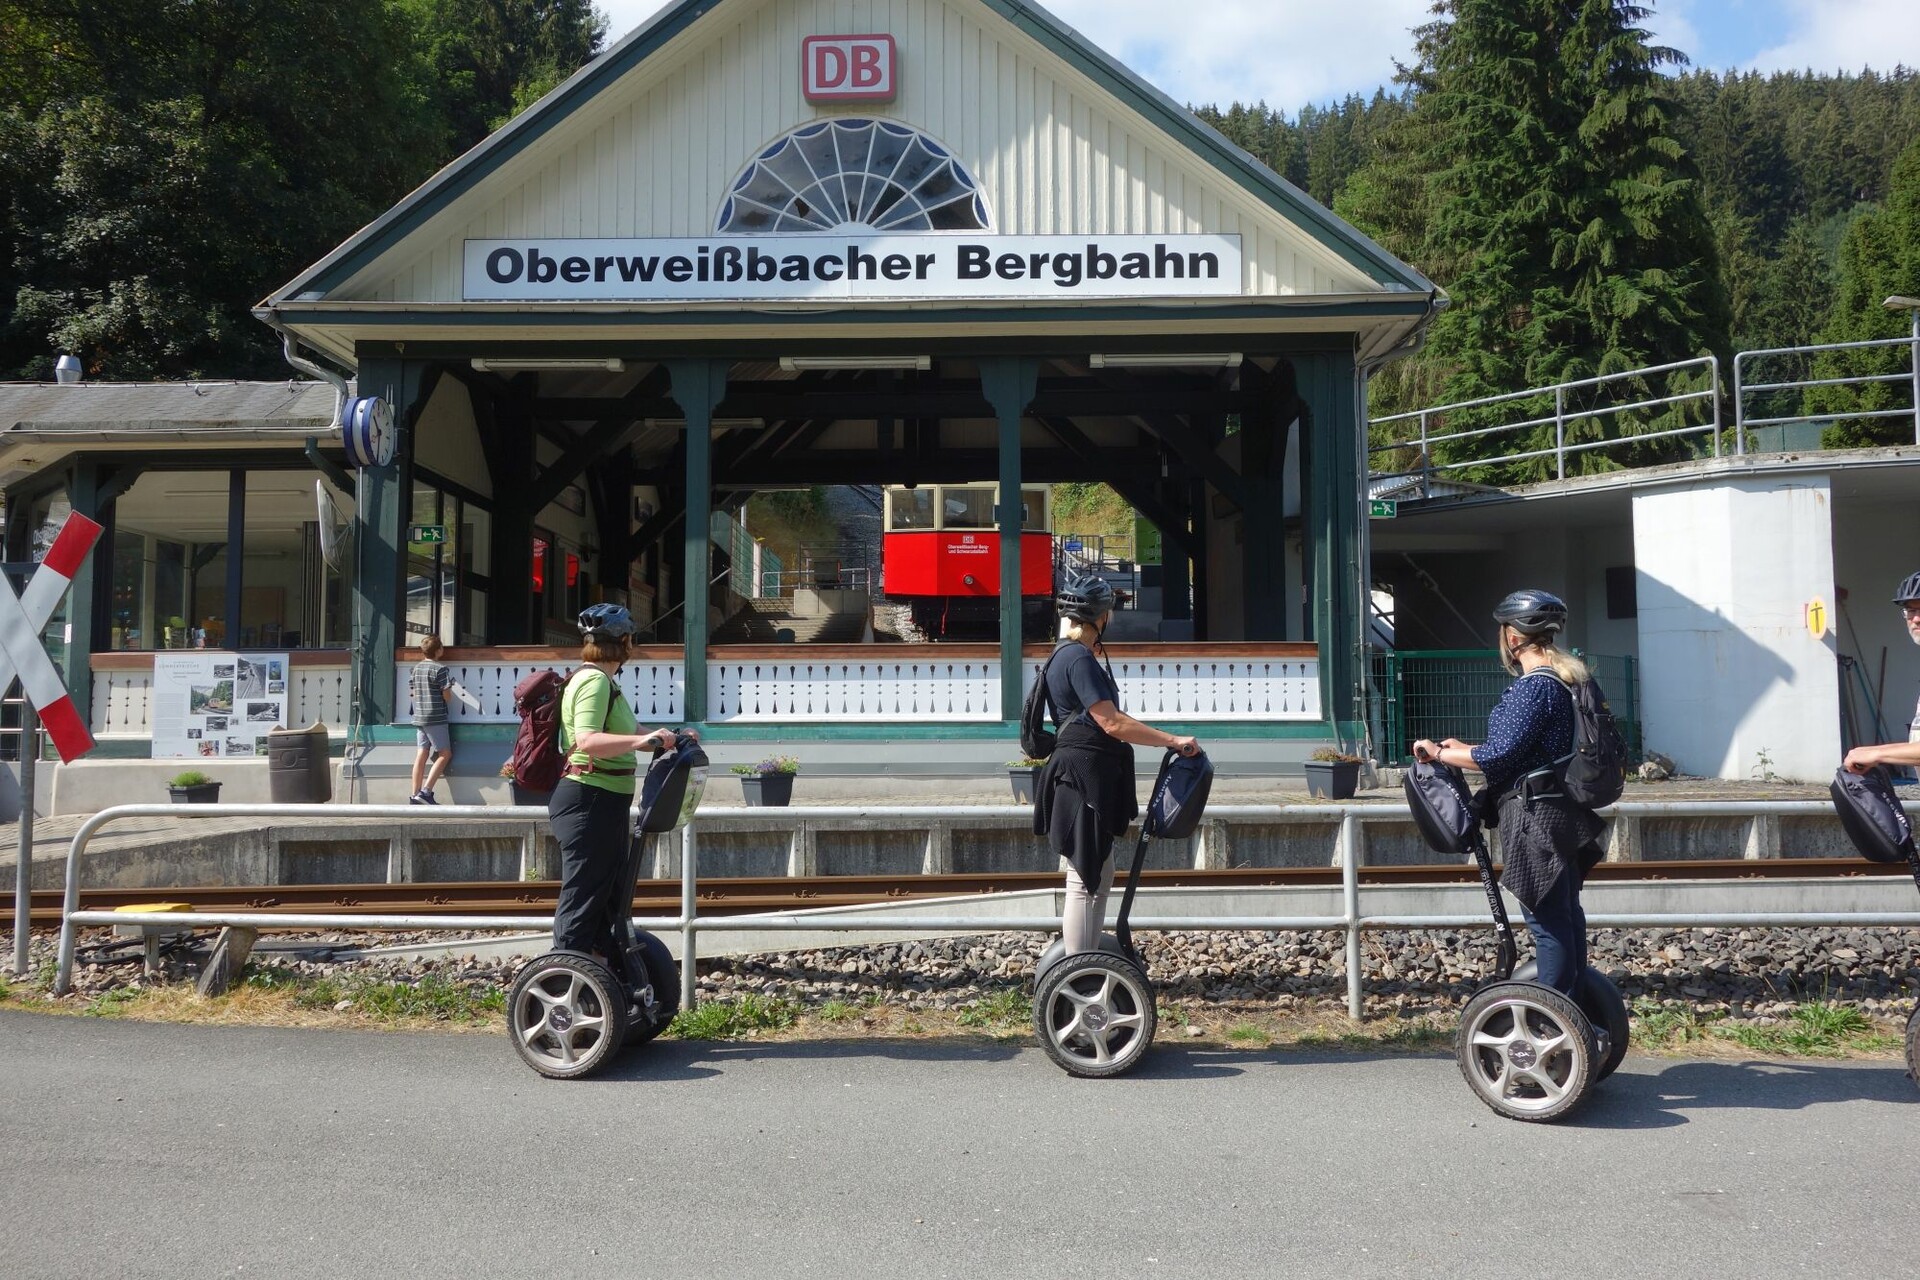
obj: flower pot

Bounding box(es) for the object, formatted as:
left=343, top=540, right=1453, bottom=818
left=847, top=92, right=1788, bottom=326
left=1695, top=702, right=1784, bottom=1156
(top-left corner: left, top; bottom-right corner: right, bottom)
left=168, top=782, right=221, bottom=805
left=1009, top=766, right=1040, bottom=804
left=509, top=782, right=551, bottom=808
left=1302, top=760, right=1360, bottom=801
left=741, top=773, right=795, bottom=807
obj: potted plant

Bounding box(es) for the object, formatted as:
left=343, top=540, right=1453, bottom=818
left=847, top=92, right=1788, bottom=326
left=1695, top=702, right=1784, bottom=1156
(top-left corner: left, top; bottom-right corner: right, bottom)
left=733, top=756, right=799, bottom=807
left=167, top=770, right=221, bottom=805
left=1302, top=748, right=1363, bottom=801
left=500, top=761, right=548, bottom=808
left=1007, top=758, right=1045, bottom=803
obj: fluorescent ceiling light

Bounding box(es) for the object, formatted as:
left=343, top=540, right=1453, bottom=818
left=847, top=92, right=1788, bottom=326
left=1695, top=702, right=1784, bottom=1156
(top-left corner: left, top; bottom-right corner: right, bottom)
left=1090, top=353, right=1243, bottom=369
left=470, top=358, right=626, bottom=372
left=779, top=355, right=930, bottom=372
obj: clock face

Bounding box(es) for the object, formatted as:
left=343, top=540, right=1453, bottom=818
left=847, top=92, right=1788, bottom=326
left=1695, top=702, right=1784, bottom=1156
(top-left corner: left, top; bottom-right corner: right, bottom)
left=348, top=396, right=395, bottom=468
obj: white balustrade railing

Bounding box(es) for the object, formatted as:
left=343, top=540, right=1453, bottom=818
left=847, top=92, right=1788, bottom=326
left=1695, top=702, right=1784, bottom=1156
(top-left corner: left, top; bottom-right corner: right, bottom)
left=95, top=649, right=1321, bottom=735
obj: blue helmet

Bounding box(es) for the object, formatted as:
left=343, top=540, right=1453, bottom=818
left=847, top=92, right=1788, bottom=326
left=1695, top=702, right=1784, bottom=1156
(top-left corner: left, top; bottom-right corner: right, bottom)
left=1492, top=588, right=1567, bottom=637
left=578, top=603, right=637, bottom=643
left=1894, top=572, right=1920, bottom=605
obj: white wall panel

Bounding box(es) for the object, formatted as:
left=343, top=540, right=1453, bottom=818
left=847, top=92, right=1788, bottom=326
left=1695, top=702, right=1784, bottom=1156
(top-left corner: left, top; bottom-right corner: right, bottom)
left=344, top=0, right=1380, bottom=304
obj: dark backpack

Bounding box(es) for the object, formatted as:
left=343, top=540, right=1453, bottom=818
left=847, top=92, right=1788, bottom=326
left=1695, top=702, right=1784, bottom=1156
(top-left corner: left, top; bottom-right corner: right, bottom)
left=1528, top=668, right=1629, bottom=810
left=1019, top=646, right=1072, bottom=761
left=1404, top=760, right=1480, bottom=856
left=1830, top=765, right=1915, bottom=865
left=509, top=670, right=568, bottom=793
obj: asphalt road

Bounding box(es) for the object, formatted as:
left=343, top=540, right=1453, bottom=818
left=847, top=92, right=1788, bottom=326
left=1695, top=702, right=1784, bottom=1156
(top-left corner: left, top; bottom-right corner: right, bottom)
left=2, top=1011, right=1915, bottom=1279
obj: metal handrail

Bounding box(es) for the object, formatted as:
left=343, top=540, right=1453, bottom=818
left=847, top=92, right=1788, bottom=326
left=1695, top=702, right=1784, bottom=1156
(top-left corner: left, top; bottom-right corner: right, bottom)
left=1367, top=355, right=1721, bottom=494
left=51, top=799, right=1918, bottom=1019
left=1733, top=330, right=1920, bottom=450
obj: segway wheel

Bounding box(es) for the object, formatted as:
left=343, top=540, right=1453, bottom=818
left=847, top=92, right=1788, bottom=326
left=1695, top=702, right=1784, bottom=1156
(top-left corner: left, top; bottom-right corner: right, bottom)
left=1906, top=1007, right=1920, bottom=1089
left=1514, top=962, right=1630, bottom=1084
left=508, top=953, right=630, bottom=1080
left=1033, top=951, right=1157, bottom=1078
left=1456, top=981, right=1596, bottom=1123
left=623, top=932, right=681, bottom=1047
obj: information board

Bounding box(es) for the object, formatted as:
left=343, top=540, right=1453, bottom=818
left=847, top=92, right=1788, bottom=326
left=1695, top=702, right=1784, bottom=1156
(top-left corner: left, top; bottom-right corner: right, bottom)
left=151, top=652, right=290, bottom=759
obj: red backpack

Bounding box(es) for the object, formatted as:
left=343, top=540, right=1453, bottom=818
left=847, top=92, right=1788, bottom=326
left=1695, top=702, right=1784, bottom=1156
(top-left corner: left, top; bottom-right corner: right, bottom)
left=510, top=670, right=568, bottom=793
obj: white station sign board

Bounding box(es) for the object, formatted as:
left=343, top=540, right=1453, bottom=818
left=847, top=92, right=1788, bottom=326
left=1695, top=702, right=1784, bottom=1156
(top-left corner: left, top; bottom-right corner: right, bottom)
left=464, top=234, right=1243, bottom=303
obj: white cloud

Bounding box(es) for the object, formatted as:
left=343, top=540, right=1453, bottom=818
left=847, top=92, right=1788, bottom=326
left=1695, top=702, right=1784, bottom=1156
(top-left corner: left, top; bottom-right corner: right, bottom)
left=1750, top=0, right=1920, bottom=73
left=595, top=0, right=1426, bottom=110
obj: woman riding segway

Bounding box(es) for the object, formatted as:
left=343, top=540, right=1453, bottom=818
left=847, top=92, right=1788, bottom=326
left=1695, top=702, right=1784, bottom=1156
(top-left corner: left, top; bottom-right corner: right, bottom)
left=1029, top=574, right=1202, bottom=1076
left=1412, top=588, right=1627, bottom=1120
left=506, top=603, right=700, bottom=1079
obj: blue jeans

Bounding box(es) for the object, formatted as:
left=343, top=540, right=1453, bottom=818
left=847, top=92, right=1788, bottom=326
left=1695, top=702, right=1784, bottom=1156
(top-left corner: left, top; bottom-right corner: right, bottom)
left=1520, top=866, right=1586, bottom=997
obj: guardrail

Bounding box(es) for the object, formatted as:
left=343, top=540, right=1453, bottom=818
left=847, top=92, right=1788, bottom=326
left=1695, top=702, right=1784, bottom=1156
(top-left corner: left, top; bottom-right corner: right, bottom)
left=1369, top=356, right=1721, bottom=495
left=1734, top=330, right=1920, bottom=450
left=53, top=801, right=1920, bottom=1019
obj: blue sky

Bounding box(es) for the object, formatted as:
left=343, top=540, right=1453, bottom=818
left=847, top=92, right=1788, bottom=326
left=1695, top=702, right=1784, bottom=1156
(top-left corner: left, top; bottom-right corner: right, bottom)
left=595, top=1, right=1920, bottom=110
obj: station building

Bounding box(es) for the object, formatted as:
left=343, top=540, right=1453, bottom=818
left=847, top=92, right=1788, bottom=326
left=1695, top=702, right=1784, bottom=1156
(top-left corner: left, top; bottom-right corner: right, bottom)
left=6, top=0, right=1441, bottom=804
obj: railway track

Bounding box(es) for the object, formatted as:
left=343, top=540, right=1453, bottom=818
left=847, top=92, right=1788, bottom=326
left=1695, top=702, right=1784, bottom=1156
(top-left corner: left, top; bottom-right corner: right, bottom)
left=13, top=857, right=1913, bottom=928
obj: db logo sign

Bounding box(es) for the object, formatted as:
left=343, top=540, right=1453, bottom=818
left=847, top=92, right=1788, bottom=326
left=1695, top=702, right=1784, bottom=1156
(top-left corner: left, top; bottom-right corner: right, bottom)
left=803, top=34, right=897, bottom=102
left=961, top=534, right=975, bottom=544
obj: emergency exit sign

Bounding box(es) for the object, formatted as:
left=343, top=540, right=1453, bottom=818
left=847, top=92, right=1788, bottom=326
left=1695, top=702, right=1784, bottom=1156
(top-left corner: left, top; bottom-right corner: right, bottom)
left=409, top=524, right=447, bottom=544
left=1368, top=500, right=1398, bottom=519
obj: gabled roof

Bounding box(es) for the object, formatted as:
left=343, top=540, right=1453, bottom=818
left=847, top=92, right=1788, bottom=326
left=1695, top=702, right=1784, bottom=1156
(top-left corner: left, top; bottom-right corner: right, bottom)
left=266, top=0, right=1434, bottom=305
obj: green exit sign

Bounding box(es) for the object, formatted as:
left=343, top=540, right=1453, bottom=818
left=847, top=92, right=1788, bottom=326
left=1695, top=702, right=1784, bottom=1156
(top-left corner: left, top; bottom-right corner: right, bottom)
left=1368, top=500, right=1398, bottom=519
left=408, top=524, right=447, bottom=545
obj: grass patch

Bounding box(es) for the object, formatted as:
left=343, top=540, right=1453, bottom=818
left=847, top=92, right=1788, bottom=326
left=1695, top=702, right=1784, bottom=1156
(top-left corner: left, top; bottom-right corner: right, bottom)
left=82, top=987, right=142, bottom=1018
left=238, top=968, right=502, bottom=1025
left=814, top=999, right=861, bottom=1023
left=1719, top=1001, right=1897, bottom=1058
left=1226, top=1023, right=1269, bottom=1045
left=956, top=987, right=1032, bottom=1030
left=0, top=973, right=11, bottom=1003
left=667, top=993, right=798, bottom=1040
left=1629, top=999, right=1711, bottom=1050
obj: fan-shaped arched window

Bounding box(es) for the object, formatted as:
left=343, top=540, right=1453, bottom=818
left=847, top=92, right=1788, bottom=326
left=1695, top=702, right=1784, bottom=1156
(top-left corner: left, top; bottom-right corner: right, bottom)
left=717, top=119, right=991, bottom=234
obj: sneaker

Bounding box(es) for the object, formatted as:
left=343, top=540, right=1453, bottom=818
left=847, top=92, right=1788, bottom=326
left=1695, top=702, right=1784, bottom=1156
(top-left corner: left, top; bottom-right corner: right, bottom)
left=410, top=789, right=437, bottom=805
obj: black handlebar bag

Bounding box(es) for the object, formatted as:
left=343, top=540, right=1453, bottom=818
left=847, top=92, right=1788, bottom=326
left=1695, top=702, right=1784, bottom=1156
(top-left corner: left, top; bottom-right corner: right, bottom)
left=1144, top=750, right=1215, bottom=840
left=1830, top=765, right=1915, bottom=866
left=1404, top=760, right=1480, bottom=856
left=636, top=735, right=710, bottom=835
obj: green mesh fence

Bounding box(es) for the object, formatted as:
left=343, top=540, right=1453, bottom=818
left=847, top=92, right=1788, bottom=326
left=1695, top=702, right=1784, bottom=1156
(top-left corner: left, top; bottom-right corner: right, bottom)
left=1370, top=650, right=1641, bottom=765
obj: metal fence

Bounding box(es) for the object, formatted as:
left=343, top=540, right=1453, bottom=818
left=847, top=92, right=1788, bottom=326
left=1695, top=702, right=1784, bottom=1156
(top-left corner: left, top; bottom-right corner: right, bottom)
left=49, top=797, right=1908, bottom=1021
left=1735, top=328, right=1920, bottom=451
left=1370, top=649, right=1640, bottom=765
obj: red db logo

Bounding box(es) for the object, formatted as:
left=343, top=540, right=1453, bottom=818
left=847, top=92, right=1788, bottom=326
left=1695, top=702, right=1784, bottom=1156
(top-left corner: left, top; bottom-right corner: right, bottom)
left=803, top=35, right=897, bottom=102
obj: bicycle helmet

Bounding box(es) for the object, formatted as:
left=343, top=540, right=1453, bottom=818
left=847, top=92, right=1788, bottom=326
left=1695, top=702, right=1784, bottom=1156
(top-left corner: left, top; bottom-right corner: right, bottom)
left=577, top=603, right=637, bottom=643
left=1055, top=574, right=1117, bottom=623
left=1894, top=572, right=1920, bottom=605
left=1491, top=588, right=1568, bottom=637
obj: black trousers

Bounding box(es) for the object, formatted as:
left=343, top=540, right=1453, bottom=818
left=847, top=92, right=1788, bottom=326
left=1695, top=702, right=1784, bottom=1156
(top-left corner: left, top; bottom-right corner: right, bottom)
left=549, top=778, right=633, bottom=956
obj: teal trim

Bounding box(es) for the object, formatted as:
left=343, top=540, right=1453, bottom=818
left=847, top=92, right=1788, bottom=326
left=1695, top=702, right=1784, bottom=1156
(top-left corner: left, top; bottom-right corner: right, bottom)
left=1301, top=351, right=1364, bottom=733
left=353, top=358, right=440, bottom=727
left=64, top=462, right=99, bottom=715
left=272, top=0, right=1432, bottom=303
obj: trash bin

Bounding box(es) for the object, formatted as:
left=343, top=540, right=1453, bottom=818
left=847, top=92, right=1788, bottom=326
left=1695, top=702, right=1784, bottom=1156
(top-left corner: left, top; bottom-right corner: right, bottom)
left=268, top=723, right=333, bottom=804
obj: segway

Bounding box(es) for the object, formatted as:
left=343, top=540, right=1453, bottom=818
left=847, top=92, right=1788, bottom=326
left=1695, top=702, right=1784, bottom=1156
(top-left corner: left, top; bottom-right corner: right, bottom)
left=1405, top=760, right=1624, bottom=1122
left=1032, top=748, right=1213, bottom=1077
left=1828, top=765, right=1920, bottom=1086
left=508, top=732, right=708, bottom=1079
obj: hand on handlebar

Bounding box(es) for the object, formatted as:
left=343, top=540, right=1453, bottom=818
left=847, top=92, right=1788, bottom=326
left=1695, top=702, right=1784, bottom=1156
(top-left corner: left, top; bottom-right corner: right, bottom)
left=1171, top=735, right=1200, bottom=758
left=1412, top=739, right=1438, bottom=763
left=1843, top=745, right=1878, bottom=775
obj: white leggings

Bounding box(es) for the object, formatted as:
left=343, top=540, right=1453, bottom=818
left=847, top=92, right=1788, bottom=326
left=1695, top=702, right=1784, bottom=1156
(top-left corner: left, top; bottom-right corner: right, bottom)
left=1061, top=856, right=1117, bottom=954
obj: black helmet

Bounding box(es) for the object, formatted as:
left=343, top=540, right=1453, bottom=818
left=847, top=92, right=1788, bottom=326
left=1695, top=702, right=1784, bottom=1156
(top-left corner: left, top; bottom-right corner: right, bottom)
left=1895, top=572, right=1920, bottom=605
left=1492, top=588, right=1567, bottom=637
left=578, top=603, right=636, bottom=642
left=1055, top=574, right=1117, bottom=622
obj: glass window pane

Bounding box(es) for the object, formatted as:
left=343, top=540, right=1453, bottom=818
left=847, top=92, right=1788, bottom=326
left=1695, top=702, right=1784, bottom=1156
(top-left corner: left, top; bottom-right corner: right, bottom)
left=888, top=488, right=934, bottom=529
left=1022, top=489, right=1048, bottom=531
left=941, top=488, right=995, bottom=529
left=111, top=472, right=231, bottom=649
left=241, top=471, right=316, bottom=649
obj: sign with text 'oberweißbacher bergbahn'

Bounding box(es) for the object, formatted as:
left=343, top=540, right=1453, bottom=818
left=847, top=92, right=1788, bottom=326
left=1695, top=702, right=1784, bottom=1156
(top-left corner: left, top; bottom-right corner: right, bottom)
left=464, top=234, right=1243, bottom=302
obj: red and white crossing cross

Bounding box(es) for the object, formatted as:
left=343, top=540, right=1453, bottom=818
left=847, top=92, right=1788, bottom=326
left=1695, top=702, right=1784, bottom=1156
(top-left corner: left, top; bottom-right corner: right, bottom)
left=0, top=512, right=103, bottom=762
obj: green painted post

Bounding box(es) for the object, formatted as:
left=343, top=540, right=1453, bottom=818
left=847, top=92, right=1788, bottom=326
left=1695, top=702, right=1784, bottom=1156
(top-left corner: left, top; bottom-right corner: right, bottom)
left=980, top=358, right=1041, bottom=719
left=353, top=358, right=436, bottom=728
left=1302, top=351, right=1364, bottom=736
left=60, top=463, right=99, bottom=713
left=667, top=361, right=729, bottom=723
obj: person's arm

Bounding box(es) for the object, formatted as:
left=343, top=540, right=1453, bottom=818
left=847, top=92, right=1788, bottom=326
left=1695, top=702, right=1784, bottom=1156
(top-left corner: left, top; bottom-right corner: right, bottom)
left=1085, top=701, right=1198, bottom=756
left=1412, top=737, right=1481, bottom=771
left=1844, top=740, right=1920, bottom=773
left=565, top=675, right=679, bottom=758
